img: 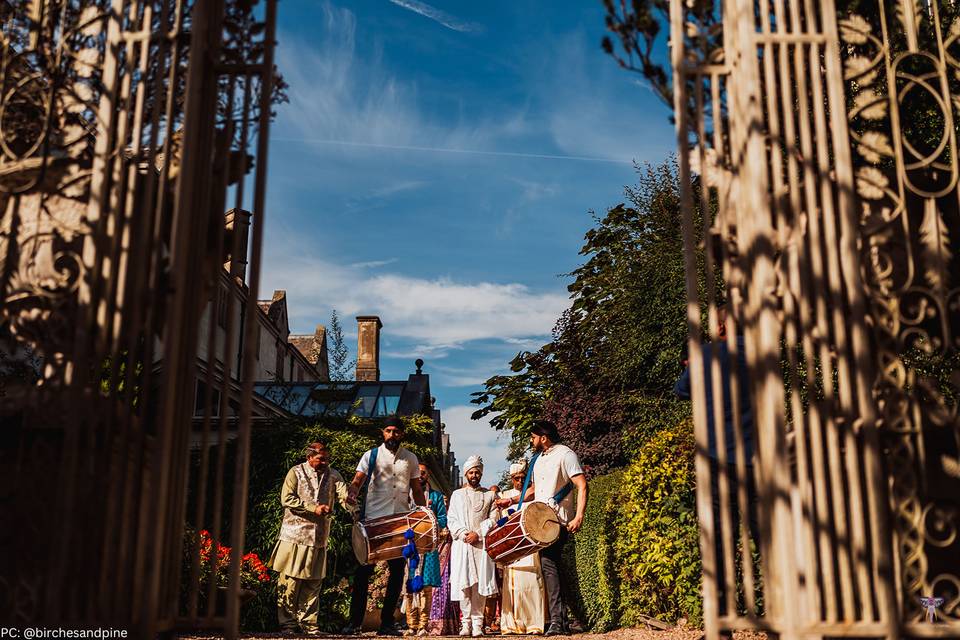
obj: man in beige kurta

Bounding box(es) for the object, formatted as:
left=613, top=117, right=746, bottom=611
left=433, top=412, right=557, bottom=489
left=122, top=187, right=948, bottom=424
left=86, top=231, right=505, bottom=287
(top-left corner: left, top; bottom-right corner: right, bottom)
left=499, top=462, right=545, bottom=635
left=268, top=441, right=353, bottom=634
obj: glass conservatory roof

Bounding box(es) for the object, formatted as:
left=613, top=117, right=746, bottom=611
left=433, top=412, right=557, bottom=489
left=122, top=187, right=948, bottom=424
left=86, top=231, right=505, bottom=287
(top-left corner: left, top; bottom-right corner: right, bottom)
left=253, top=381, right=408, bottom=418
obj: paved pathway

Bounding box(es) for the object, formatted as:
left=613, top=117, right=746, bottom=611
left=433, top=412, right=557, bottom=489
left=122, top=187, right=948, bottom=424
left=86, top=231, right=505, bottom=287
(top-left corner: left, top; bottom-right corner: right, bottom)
left=181, top=628, right=768, bottom=640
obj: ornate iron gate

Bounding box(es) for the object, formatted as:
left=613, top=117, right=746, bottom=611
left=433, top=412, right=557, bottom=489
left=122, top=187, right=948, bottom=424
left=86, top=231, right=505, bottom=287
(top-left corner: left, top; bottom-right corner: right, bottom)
left=671, top=0, right=960, bottom=637
left=0, top=0, right=277, bottom=636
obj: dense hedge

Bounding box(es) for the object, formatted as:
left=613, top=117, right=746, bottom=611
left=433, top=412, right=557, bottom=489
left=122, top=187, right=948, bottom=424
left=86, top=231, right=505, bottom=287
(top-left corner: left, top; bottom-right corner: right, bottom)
left=563, top=417, right=701, bottom=630
left=614, top=418, right=701, bottom=627
left=562, top=471, right=623, bottom=631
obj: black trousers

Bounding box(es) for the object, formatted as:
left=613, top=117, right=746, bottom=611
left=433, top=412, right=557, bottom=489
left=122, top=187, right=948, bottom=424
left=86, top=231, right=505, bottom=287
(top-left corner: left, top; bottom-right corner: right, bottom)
left=539, top=528, right=569, bottom=629
left=349, top=557, right=406, bottom=628
left=710, top=461, right=759, bottom=616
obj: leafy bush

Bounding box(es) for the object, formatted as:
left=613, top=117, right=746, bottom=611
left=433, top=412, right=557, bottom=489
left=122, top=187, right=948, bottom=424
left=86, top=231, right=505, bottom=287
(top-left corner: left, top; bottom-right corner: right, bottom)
left=619, top=393, right=691, bottom=459
left=613, top=419, right=702, bottom=627
left=562, top=471, right=623, bottom=631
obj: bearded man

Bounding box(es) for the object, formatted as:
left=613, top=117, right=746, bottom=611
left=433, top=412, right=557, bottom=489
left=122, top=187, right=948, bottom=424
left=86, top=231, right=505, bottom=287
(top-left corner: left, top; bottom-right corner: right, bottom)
left=496, top=421, right=588, bottom=636
left=344, top=420, right=427, bottom=636
left=447, top=456, right=498, bottom=637
left=268, top=441, right=354, bottom=635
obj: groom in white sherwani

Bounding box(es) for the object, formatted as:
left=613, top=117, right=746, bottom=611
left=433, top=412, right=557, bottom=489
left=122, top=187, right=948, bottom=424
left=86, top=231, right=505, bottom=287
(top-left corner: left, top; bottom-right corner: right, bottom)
left=447, top=455, right=498, bottom=637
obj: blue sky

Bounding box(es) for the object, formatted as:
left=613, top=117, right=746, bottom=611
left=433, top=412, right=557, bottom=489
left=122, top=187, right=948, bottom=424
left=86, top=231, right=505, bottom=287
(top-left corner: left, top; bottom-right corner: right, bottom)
left=260, top=0, right=674, bottom=483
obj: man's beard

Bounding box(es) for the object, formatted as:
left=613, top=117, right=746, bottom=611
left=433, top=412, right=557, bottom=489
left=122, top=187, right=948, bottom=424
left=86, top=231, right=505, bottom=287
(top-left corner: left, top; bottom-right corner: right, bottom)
left=384, top=439, right=400, bottom=451
left=467, top=476, right=481, bottom=488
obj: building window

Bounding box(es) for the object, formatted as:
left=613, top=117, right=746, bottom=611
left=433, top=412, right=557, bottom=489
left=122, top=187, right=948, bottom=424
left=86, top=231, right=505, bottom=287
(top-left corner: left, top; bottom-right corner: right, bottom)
left=255, top=323, right=261, bottom=360
left=194, top=381, right=221, bottom=417
left=275, top=344, right=284, bottom=381
left=217, top=286, right=228, bottom=329
left=298, top=368, right=304, bottom=382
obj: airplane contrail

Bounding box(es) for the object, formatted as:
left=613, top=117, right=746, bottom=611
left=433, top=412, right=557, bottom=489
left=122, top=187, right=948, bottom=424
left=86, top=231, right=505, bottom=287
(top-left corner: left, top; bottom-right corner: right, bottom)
left=271, top=137, right=632, bottom=165
left=387, top=0, right=481, bottom=33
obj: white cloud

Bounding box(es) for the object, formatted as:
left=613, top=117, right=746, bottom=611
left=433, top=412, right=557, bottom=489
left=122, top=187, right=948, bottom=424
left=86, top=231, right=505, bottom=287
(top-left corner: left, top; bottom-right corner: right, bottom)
left=261, top=231, right=568, bottom=354
left=275, top=3, right=518, bottom=155
left=386, top=0, right=482, bottom=33
left=349, top=258, right=399, bottom=269
left=532, top=33, right=674, bottom=164
left=441, top=405, right=510, bottom=486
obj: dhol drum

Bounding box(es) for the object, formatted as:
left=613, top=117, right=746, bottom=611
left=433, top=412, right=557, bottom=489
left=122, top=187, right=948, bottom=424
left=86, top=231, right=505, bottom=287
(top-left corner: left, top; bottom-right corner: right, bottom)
left=353, top=507, right=439, bottom=565
left=485, top=501, right=561, bottom=565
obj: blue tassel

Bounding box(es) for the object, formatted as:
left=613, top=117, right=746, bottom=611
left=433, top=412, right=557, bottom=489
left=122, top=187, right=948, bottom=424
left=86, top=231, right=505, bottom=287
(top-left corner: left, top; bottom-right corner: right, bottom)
left=403, top=527, right=423, bottom=593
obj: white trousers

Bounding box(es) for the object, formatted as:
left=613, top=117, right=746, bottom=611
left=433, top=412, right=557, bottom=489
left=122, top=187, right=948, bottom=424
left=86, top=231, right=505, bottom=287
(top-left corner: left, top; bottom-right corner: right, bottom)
left=459, top=585, right=485, bottom=629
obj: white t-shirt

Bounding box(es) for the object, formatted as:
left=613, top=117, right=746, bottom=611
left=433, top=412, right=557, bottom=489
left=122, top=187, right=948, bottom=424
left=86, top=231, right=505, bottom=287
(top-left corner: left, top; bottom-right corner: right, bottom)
left=357, top=444, right=420, bottom=520
left=532, top=444, right=583, bottom=524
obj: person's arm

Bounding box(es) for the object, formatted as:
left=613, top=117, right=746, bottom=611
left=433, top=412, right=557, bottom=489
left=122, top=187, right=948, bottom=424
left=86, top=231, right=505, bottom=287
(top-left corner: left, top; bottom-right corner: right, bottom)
left=447, top=491, right=469, bottom=541
left=497, top=484, right=533, bottom=508
left=410, top=476, right=427, bottom=507
left=346, top=471, right=366, bottom=505
left=566, top=474, right=588, bottom=533
left=280, top=468, right=325, bottom=517
left=347, top=450, right=371, bottom=505
left=433, top=491, right=448, bottom=529
left=333, top=469, right=358, bottom=516
left=674, top=365, right=692, bottom=400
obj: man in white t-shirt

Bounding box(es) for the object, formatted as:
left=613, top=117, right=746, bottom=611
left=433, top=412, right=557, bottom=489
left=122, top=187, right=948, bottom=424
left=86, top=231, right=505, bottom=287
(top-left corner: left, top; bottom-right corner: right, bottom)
left=496, top=420, right=588, bottom=636
left=344, top=420, right=427, bottom=636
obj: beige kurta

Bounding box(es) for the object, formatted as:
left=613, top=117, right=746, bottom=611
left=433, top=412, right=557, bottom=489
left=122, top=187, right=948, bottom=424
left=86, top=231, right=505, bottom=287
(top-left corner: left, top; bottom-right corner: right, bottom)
left=498, top=488, right=546, bottom=634
left=268, top=464, right=352, bottom=580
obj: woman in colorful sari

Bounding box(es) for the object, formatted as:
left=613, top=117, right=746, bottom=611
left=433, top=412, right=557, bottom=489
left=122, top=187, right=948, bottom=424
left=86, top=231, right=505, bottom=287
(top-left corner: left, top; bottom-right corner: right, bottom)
left=426, top=496, right=461, bottom=635
left=405, top=464, right=449, bottom=635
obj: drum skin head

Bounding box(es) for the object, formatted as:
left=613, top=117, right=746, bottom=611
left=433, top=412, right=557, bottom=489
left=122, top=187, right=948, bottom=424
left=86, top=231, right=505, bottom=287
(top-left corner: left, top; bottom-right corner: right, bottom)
left=352, top=522, right=370, bottom=565
left=521, top=502, right=561, bottom=544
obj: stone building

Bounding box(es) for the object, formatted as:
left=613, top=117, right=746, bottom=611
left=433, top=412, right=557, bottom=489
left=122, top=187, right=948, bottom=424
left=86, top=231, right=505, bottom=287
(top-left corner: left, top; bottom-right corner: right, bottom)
left=252, top=314, right=460, bottom=488
left=191, top=209, right=330, bottom=420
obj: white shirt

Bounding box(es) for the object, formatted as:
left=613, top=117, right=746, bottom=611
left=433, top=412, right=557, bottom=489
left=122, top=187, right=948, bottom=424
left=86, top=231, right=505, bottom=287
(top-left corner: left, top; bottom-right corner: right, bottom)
left=448, top=486, right=498, bottom=597
left=357, top=444, right=420, bottom=520
left=532, top=444, right=583, bottom=525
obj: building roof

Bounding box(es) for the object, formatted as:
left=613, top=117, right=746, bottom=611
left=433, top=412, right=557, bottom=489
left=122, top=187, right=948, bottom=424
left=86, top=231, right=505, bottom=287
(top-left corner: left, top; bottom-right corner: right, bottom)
left=253, top=377, right=429, bottom=419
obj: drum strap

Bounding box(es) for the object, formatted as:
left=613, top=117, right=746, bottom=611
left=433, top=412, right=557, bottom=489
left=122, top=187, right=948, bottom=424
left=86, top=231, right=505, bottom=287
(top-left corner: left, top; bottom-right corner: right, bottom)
left=514, top=452, right=540, bottom=514
left=359, top=446, right=379, bottom=521
left=501, top=452, right=573, bottom=526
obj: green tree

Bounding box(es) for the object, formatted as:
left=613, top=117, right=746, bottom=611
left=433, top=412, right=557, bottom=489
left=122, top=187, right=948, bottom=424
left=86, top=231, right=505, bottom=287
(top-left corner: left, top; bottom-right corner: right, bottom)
left=472, top=160, right=697, bottom=472
left=328, top=309, right=355, bottom=381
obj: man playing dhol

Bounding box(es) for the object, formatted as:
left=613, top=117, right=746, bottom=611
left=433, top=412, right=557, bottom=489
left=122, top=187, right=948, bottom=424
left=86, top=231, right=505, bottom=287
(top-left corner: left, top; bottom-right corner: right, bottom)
left=496, top=421, right=588, bottom=636
left=343, top=420, right=427, bottom=636
left=447, top=456, right=498, bottom=637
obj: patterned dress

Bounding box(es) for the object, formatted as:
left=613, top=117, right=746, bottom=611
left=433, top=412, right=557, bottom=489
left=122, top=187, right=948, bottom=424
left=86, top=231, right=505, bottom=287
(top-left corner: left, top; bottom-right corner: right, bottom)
left=426, top=537, right=461, bottom=635
left=423, top=488, right=447, bottom=587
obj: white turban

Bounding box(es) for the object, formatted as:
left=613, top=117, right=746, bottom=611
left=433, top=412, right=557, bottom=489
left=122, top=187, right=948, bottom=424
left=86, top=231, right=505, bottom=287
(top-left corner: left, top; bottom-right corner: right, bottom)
left=509, top=462, right=526, bottom=476
left=463, top=455, right=484, bottom=473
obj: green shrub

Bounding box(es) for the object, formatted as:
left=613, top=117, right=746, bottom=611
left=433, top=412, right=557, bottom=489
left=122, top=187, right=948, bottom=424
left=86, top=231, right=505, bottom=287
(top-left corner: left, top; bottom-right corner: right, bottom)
left=562, top=470, right=623, bottom=631
left=620, top=393, right=691, bottom=459
left=613, top=418, right=702, bottom=627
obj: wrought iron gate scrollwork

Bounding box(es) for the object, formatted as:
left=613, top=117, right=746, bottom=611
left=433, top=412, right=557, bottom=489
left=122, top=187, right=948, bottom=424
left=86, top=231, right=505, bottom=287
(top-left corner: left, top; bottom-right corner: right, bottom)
left=670, top=0, right=960, bottom=637
left=840, top=0, right=960, bottom=630
left=0, top=1, right=279, bottom=637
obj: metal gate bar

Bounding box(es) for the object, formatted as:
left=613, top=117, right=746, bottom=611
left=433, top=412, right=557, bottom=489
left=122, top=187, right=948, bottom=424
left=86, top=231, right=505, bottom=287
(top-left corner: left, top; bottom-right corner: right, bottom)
left=0, top=1, right=278, bottom=636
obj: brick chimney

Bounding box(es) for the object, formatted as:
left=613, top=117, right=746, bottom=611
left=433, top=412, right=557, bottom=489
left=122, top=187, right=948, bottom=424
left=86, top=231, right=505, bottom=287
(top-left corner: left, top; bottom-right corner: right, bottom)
left=356, top=316, right=382, bottom=381
left=224, top=208, right=251, bottom=283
